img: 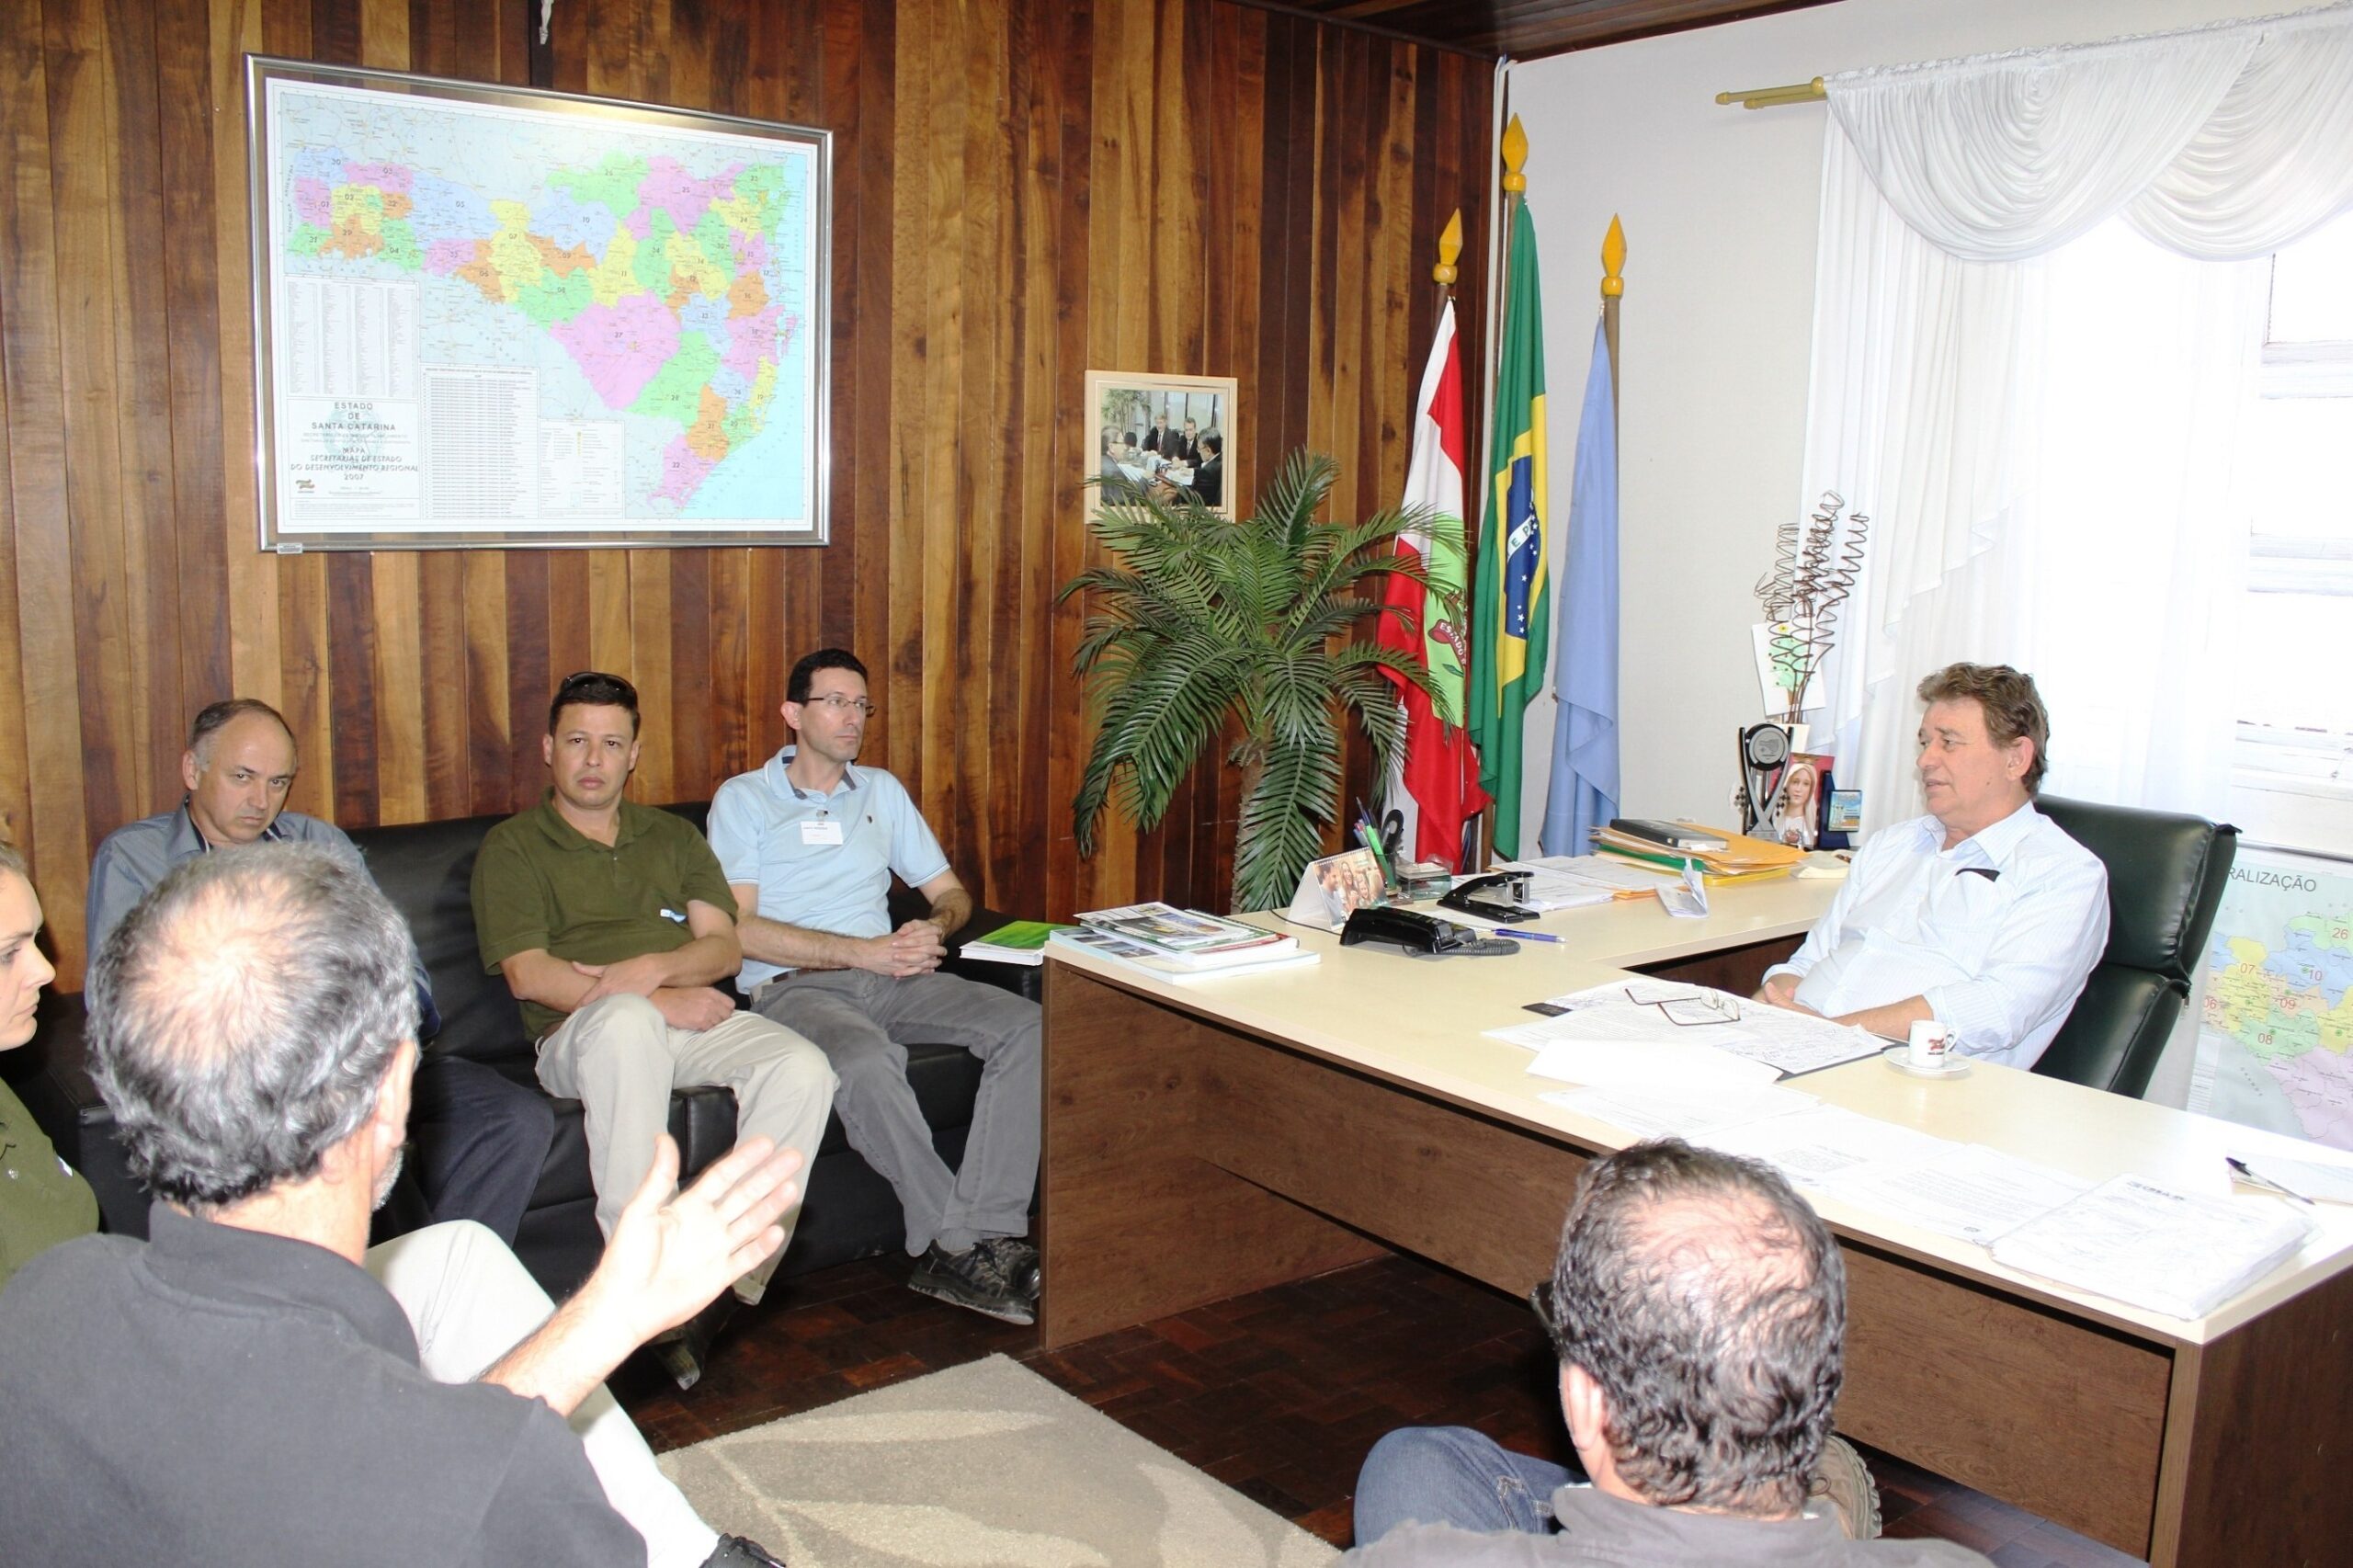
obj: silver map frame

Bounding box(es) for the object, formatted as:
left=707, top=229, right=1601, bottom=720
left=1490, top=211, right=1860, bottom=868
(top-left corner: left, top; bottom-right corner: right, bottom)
left=247, top=55, right=832, bottom=551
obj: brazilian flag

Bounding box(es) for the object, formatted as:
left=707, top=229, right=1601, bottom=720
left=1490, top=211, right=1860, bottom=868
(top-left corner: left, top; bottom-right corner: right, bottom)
left=1470, top=199, right=1550, bottom=859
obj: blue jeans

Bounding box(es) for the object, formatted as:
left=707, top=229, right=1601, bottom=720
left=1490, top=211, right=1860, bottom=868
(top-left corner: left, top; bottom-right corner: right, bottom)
left=1353, top=1426, right=1581, bottom=1547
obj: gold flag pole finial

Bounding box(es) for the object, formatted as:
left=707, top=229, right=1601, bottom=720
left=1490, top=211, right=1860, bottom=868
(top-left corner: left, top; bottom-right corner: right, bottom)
left=1600, top=214, right=1626, bottom=300
left=1434, top=209, right=1463, bottom=287
left=1501, top=115, right=1528, bottom=193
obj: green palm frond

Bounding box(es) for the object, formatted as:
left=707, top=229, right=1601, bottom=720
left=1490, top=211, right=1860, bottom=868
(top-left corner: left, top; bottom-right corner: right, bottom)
left=1332, top=641, right=1454, bottom=728
left=1251, top=450, right=1340, bottom=556
left=1232, top=732, right=1343, bottom=913
left=1065, top=448, right=1461, bottom=912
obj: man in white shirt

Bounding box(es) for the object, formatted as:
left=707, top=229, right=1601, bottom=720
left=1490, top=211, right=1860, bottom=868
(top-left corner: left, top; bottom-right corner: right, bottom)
left=1757, top=664, right=2109, bottom=1070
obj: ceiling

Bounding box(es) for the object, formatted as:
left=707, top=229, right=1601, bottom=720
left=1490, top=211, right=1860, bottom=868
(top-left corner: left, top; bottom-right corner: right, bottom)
left=1260, top=0, right=1841, bottom=60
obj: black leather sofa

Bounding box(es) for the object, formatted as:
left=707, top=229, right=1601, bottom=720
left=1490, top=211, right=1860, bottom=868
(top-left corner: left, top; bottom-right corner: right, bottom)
left=10, top=801, right=1038, bottom=1298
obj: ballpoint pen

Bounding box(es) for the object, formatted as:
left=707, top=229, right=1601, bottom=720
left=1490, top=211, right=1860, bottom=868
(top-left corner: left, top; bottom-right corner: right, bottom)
left=2226, top=1156, right=2315, bottom=1206
left=1493, top=927, right=1560, bottom=943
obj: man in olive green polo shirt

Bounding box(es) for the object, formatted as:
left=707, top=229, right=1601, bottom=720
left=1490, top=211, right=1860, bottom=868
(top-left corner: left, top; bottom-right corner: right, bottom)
left=0, top=844, right=96, bottom=1294
left=472, top=673, right=834, bottom=1336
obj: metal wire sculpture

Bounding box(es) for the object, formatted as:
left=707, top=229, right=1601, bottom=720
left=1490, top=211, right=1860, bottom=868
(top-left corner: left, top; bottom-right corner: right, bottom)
left=1753, top=491, right=1870, bottom=723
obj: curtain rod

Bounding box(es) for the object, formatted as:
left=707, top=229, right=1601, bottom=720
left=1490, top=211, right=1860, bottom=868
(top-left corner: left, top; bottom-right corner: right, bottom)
left=1717, top=76, right=1825, bottom=109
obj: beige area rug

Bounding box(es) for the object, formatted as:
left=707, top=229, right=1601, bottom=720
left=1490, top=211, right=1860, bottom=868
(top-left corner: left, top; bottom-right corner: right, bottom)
left=657, top=1353, right=1341, bottom=1568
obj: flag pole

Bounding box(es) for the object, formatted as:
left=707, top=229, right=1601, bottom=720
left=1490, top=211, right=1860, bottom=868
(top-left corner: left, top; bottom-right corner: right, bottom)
left=1385, top=210, right=1485, bottom=875
left=1477, top=118, right=1531, bottom=871
left=1534, top=218, right=1625, bottom=858
left=1433, top=207, right=1465, bottom=874
left=1601, top=215, right=1624, bottom=420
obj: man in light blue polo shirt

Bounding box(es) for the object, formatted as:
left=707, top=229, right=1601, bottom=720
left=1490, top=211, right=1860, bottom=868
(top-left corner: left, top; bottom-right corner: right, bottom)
left=708, top=649, right=1042, bottom=1325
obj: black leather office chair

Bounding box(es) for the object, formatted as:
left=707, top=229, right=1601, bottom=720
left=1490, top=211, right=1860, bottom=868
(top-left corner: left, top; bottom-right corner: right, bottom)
left=2029, top=795, right=2237, bottom=1098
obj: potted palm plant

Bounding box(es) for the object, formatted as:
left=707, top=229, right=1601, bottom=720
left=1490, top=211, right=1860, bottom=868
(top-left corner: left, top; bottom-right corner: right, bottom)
left=1062, top=450, right=1460, bottom=914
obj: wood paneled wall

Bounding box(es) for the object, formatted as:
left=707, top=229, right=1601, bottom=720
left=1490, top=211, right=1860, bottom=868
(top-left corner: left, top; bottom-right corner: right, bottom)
left=0, top=0, right=1492, bottom=983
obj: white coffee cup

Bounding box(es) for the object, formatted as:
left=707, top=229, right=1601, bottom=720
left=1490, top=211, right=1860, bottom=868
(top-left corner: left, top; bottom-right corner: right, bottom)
left=1907, top=1019, right=1953, bottom=1071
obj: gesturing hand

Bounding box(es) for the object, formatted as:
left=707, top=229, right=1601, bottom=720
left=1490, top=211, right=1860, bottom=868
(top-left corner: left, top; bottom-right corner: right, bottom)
left=586, top=1133, right=805, bottom=1346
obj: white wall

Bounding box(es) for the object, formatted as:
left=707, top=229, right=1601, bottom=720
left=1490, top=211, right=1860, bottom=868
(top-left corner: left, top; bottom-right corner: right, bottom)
left=1508, top=0, right=2288, bottom=837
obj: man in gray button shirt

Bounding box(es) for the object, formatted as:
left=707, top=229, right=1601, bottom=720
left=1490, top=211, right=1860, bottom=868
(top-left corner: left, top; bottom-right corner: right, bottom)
left=1345, top=1141, right=1992, bottom=1566
left=86, top=699, right=556, bottom=1244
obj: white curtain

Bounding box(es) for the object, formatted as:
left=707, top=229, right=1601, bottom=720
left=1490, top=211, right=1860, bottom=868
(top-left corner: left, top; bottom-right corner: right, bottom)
left=1802, top=2, right=2353, bottom=830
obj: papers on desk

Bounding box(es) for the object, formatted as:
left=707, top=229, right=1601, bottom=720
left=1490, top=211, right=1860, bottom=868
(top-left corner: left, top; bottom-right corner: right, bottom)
left=1487, top=983, right=1886, bottom=1080
left=1521, top=1030, right=1784, bottom=1092
left=1494, top=987, right=2318, bottom=1318
left=2226, top=1148, right=2353, bottom=1205
left=1493, top=855, right=1676, bottom=909
left=1692, top=1104, right=1946, bottom=1188
left=1990, top=1176, right=2315, bottom=1321
left=1502, top=994, right=2103, bottom=1249
left=1540, top=1083, right=1819, bottom=1140
left=1822, top=1142, right=2093, bottom=1246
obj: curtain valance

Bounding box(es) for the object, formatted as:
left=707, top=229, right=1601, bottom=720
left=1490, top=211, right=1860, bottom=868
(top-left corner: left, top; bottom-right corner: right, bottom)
left=1827, top=4, right=2353, bottom=262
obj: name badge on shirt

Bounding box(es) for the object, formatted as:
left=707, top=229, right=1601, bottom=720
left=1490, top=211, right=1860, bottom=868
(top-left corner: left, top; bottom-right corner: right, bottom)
left=801, top=819, right=846, bottom=846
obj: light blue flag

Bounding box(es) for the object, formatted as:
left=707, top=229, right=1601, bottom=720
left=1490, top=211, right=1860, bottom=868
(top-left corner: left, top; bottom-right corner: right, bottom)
left=1541, top=316, right=1620, bottom=855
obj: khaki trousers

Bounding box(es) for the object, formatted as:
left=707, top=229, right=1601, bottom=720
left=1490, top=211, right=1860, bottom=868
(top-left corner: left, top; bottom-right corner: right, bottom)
left=536, top=995, right=835, bottom=1301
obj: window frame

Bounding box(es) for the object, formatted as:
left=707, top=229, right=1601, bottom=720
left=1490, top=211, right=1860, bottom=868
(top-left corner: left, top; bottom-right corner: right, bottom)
left=2226, top=244, right=2353, bottom=854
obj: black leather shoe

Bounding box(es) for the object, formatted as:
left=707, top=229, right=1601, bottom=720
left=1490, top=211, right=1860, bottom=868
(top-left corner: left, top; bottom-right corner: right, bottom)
left=649, top=1293, right=740, bottom=1392
left=700, top=1533, right=787, bottom=1566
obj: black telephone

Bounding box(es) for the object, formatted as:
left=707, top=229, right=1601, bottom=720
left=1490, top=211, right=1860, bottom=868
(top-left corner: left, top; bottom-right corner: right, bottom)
left=1341, top=906, right=1518, bottom=959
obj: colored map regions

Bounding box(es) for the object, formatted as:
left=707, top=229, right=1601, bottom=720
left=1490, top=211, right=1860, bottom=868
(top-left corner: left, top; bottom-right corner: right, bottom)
left=2204, top=887, right=2353, bottom=1149
left=284, top=147, right=796, bottom=513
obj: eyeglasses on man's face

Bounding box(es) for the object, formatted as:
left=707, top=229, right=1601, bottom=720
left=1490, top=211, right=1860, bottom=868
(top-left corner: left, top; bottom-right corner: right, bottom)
left=1529, top=1277, right=1570, bottom=1355
left=807, top=694, right=877, bottom=719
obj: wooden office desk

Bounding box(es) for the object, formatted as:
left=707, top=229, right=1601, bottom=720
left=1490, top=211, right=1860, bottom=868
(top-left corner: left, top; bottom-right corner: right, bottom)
left=1038, top=882, right=2353, bottom=1566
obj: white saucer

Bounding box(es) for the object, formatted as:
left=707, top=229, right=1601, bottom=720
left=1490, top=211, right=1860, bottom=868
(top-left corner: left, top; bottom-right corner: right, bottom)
left=1881, top=1045, right=1971, bottom=1080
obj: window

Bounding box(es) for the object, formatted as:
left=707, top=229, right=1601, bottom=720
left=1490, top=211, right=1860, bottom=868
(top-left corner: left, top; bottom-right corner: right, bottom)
left=2233, top=211, right=2353, bottom=837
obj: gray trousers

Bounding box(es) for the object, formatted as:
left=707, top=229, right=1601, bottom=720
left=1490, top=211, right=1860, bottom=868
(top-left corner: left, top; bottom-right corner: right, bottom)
left=535, top=995, right=835, bottom=1301
left=754, top=968, right=1040, bottom=1256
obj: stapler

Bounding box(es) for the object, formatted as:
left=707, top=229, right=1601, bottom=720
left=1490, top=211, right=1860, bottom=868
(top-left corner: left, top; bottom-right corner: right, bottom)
left=1438, top=870, right=1539, bottom=924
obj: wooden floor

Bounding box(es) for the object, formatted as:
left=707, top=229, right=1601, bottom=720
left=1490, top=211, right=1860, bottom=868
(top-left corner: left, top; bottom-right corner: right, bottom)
left=613, top=1251, right=2144, bottom=1566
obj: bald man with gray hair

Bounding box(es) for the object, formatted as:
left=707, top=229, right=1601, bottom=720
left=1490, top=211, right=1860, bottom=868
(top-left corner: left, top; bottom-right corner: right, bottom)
left=0, top=845, right=794, bottom=1568
left=86, top=696, right=556, bottom=1244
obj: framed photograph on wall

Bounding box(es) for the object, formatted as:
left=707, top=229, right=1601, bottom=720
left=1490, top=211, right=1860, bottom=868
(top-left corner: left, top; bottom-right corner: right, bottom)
left=246, top=56, right=831, bottom=551
left=1085, top=369, right=1238, bottom=517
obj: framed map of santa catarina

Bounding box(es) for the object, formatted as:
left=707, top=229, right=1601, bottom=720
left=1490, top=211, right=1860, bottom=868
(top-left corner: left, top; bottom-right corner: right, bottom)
left=247, top=56, right=832, bottom=551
